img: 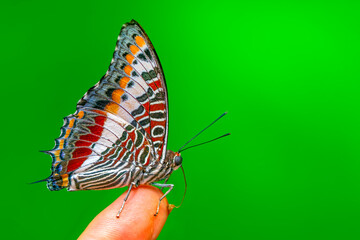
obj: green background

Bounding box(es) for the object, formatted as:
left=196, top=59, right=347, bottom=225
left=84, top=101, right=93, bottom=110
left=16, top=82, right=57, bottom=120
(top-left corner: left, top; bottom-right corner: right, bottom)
left=2, top=0, right=360, bottom=239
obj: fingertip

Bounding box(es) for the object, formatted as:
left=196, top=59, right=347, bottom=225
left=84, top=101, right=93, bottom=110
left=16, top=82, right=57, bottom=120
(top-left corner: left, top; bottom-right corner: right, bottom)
left=79, top=185, right=169, bottom=240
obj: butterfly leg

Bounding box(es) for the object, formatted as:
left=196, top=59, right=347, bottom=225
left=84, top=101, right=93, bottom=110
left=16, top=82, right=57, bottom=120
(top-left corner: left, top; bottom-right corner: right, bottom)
left=116, top=183, right=134, bottom=218
left=161, top=177, right=169, bottom=191
left=151, top=182, right=174, bottom=216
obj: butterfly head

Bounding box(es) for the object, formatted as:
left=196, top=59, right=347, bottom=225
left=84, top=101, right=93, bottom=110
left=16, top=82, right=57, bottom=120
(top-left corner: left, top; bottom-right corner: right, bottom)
left=166, top=150, right=183, bottom=170
left=174, top=152, right=183, bottom=168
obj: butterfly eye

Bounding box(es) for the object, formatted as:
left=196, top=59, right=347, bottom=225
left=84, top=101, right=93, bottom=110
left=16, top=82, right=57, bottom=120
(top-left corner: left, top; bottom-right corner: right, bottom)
left=174, top=155, right=183, bottom=166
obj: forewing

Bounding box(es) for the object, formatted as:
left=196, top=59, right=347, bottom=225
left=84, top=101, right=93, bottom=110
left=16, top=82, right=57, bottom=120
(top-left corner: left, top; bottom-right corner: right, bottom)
left=78, top=20, right=168, bottom=162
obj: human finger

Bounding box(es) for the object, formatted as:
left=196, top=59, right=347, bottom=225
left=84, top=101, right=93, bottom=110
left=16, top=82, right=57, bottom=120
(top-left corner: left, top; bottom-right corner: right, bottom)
left=78, top=185, right=170, bottom=240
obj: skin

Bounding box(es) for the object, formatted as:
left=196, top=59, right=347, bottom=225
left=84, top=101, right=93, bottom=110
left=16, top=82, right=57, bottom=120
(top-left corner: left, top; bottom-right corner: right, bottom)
left=79, top=185, right=171, bottom=240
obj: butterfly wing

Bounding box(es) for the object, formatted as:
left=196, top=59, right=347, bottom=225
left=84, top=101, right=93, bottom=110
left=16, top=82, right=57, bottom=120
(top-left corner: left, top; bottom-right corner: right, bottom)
left=45, top=20, right=169, bottom=191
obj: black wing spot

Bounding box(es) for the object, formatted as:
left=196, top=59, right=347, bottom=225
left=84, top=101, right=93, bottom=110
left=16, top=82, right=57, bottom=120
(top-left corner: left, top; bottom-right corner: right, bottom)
left=136, top=93, right=148, bottom=103
left=131, top=105, right=145, bottom=117
left=121, top=94, right=128, bottom=101
left=139, top=146, right=150, bottom=164
left=123, top=151, right=131, bottom=162
left=119, top=131, right=128, bottom=142
left=152, top=126, right=164, bottom=136
left=126, top=140, right=133, bottom=149
left=114, top=75, right=121, bottom=83
left=142, top=72, right=151, bottom=81
left=149, top=70, right=157, bottom=78
left=139, top=118, right=150, bottom=127
left=155, top=92, right=165, bottom=101
left=138, top=53, right=147, bottom=61
left=147, top=87, right=154, bottom=97
left=150, top=111, right=165, bottom=119
left=126, top=123, right=136, bottom=131
left=105, top=88, right=116, bottom=98
left=144, top=49, right=152, bottom=60
left=96, top=100, right=110, bottom=109
left=132, top=71, right=138, bottom=77
left=135, top=131, right=144, bottom=148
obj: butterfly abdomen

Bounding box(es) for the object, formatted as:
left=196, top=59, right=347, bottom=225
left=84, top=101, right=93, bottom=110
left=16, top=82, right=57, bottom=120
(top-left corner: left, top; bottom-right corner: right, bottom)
left=46, top=174, right=69, bottom=191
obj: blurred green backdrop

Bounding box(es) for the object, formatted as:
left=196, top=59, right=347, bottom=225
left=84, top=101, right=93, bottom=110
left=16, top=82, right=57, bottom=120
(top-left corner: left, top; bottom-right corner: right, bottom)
left=1, top=0, right=360, bottom=239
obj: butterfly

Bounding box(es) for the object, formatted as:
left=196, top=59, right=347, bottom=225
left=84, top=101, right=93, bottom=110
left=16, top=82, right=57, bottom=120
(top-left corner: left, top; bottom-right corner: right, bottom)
left=35, top=20, right=229, bottom=217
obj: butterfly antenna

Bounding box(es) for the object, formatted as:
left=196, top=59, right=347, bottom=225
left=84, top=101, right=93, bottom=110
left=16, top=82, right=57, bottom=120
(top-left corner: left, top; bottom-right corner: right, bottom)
left=178, top=133, right=230, bottom=153
left=178, top=112, right=228, bottom=152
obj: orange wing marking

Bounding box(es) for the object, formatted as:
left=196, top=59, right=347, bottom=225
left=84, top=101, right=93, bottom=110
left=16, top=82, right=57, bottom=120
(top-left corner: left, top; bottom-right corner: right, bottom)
left=119, top=77, right=131, bottom=89
left=135, top=36, right=145, bottom=47
left=130, top=45, right=140, bottom=55
left=126, top=54, right=135, bottom=64
left=124, top=65, right=133, bottom=76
